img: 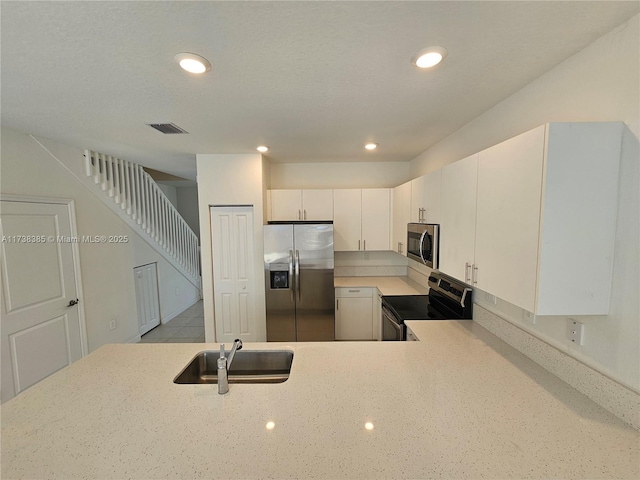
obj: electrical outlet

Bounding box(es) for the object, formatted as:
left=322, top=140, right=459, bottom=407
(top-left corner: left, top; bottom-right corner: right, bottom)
left=175, top=287, right=180, bottom=296
left=523, top=310, right=536, bottom=324
left=109, top=319, right=117, bottom=331
left=566, top=319, right=584, bottom=345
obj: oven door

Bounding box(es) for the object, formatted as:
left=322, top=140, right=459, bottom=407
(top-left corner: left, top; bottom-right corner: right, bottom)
left=381, top=305, right=405, bottom=341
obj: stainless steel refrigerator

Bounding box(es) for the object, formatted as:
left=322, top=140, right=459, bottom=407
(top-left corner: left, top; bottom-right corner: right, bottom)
left=264, top=222, right=334, bottom=341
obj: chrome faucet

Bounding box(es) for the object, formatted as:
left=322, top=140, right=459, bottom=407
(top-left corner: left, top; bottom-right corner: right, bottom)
left=217, top=339, right=243, bottom=395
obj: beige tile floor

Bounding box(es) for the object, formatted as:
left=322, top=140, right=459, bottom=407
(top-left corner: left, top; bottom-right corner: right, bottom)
left=139, top=300, right=204, bottom=343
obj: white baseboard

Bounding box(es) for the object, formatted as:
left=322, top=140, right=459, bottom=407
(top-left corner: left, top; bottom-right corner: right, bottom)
left=161, top=297, right=201, bottom=324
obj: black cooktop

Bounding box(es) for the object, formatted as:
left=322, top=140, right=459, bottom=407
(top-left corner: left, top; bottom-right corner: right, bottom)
left=382, top=295, right=445, bottom=321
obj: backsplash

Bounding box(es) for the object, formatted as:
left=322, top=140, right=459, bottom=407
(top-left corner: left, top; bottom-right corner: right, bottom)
left=474, top=305, right=640, bottom=430
left=334, top=251, right=408, bottom=277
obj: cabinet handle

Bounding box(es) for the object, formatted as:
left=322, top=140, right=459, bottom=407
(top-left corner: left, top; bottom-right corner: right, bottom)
left=465, top=262, right=471, bottom=283
left=472, top=265, right=478, bottom=285
left=337, top=299, right=339, bottom=311
left=303, top=209, right=307, bottom=220
left=298, top=209, right=301, bottom=220
left=348, top=289, right=360, bottom=293
left=363, top=240, right=366, bottom=251
left=358, top=240, right=361, bottom=250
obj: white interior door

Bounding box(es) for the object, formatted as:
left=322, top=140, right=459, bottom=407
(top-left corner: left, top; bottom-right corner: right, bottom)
left=210, top=206, right=257, bottom=343
left=134, top=263, right=160, bottom=335
left=0, top=199, right=85, bottom=403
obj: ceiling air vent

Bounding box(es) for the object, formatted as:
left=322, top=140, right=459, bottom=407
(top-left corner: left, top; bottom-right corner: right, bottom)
left=147, top=123, right=188, bottom=134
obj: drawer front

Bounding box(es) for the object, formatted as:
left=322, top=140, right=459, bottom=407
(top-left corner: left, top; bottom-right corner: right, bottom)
left=335, top=287, right=373, bottom=298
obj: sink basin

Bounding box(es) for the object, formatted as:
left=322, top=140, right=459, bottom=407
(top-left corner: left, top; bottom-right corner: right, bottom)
left=173, top=350, right=294, bottom=384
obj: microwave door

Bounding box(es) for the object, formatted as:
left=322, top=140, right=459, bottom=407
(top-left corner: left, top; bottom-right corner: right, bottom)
left=419, top=230, right=430, bottom=265
left=421, top=226, right=439, bottom=269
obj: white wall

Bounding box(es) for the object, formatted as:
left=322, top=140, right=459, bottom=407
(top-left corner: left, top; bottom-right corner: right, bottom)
left=410, top=15, right=640, bottom=177
left=196, top=153, right=267, bottom=342
left=176, top=186, right=200, bottom=240
left=0, top=128, right=200, bottom=350
left=270, top=161, right=410, bottom=189
left=410, top=16, right=640, bottom=391
left=157, top=184, right=178, bottom=208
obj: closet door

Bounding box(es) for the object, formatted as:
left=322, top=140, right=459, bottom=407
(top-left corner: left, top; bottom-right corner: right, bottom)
left=210, top=206, right=258, bottom=342
left=134, top=263, right=160, bottom=336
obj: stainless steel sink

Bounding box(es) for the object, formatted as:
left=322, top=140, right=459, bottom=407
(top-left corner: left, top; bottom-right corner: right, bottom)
left=173, top=350, right=294, bottom=384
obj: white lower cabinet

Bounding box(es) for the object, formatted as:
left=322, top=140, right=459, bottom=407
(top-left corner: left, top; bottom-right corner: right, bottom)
left=335, top=288, right=374, bottom=340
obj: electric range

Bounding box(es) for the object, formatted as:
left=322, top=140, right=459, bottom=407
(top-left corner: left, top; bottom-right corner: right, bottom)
left=381, top=271, right=473, bottom=341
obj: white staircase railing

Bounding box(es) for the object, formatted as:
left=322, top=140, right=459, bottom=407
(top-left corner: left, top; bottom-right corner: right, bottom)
left=83, top=150, right=199, bottom=281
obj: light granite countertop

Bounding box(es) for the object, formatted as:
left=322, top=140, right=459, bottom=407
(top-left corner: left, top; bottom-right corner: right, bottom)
left=334, top=275, right=428, bottom=295
left=2, top=321, right=638, bottom=480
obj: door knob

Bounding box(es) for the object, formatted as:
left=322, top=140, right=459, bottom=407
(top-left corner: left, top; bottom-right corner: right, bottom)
left=67, top=299, right=79, bottom=307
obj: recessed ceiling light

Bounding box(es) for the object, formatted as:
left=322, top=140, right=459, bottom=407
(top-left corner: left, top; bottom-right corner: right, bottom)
left=256, top=145, right=269, bottom=153
left=174, top=52, right=211, bottom=74
left=411, top=46, right=447, bottom=69
left=365, top=143, right=378, bottom=151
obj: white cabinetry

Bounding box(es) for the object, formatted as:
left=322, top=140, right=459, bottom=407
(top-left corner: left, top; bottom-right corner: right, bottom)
left=392, top=181, right=411, bottom=254
left=335, top=288, right=374, bottom=340
left=270, top=189, right=333, bottom=221
left=410, top=170, right=442, bottom=224
left=333, top=189, right=390, bottom=251
left=362, top=189, right=391, bottom=251
left=302, top=190, right=334, bottom=220
left=474, top=122, right=622, bottom=315
left=439, top=154, right=479, bottom=283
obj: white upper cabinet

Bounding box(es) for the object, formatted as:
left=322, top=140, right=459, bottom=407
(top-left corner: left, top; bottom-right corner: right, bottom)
left=392, top=181, right=411, bottom=255
left=333, top=189, right=362, bottom=251
left=422, top=170, right=442, bottom=224
left=301, top=189, right=333, bottom=220
left=474, top=122, right=622, bottom=315
left=410, top=171, right=442, bottom=224
left=270, top=189, right=302, bottom=221
left=270, top=189, right=333, bottom=221
left=362, top=188, right=391, bottom=251
left=475, top=126, right=545, bottom=312
left=410, top=177, right=423, bottom=223
left=333, top=189, right=391, bottom=251
left=439, top=153, right=479, bottom=283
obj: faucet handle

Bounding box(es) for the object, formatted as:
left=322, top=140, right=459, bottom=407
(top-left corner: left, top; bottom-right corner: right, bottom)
left=219, top=343, right=225, bottom=358
left=234, top=339, right=243, bottom=351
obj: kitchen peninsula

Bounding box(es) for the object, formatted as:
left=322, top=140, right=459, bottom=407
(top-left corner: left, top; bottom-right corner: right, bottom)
left=2, top=322, right=638, bottom=479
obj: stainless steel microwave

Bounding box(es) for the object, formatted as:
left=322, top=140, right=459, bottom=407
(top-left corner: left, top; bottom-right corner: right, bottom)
left=407, top=223, right=439, bottom=268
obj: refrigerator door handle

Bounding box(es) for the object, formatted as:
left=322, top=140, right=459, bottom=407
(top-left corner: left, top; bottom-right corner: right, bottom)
left=289, top=250, right=294, bottom=304
left=295, top=250, right=300, bottom=302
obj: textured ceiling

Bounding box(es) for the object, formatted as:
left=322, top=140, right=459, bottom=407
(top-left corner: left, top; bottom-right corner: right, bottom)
left=2, top=1, right=638, bottom=180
